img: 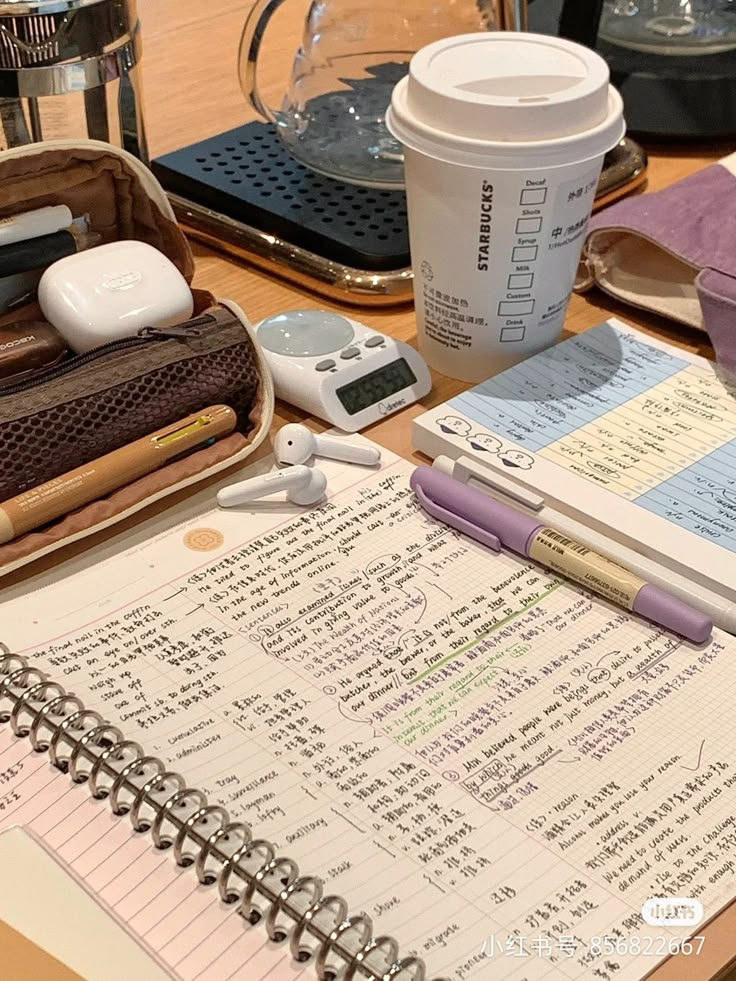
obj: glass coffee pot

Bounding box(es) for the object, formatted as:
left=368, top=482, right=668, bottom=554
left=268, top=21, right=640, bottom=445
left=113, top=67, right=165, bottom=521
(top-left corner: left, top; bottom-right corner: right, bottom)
left=599, top=0, right=736, bottom=55
left=524, top=0, right=736, bottom=137
left=238, top=0, right=496, bottom=188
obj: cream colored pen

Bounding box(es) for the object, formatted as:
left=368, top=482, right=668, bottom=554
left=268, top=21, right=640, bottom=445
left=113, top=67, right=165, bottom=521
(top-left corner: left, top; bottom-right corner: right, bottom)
left=0, top=405, right=237, bottom=544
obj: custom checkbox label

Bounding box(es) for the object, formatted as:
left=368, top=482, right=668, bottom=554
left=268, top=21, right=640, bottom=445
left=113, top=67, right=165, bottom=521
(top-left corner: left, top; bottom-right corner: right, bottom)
left=498, top=300, right=535, bottom=316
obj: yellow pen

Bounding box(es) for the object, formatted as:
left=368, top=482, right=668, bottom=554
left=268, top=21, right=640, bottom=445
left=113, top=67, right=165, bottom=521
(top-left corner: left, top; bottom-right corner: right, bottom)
left=0, top=405, right=237, bottom=545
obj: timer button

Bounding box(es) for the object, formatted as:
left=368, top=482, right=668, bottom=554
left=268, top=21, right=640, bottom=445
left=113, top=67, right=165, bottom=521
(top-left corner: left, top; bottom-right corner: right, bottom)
left=364, top=336, right=385, bottom=348
left=316, top=359, right=336, bottom=371
left=340, top=347, right=360, bottom=360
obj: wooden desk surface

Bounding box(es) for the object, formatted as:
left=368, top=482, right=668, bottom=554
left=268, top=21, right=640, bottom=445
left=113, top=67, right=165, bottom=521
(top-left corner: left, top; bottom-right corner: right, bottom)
left=8, top=1, right=736, bottom=977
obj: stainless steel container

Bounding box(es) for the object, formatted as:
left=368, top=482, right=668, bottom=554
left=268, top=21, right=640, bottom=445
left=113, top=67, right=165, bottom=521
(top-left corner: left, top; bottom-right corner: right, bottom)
left=0, top=0, right=147, bottom=159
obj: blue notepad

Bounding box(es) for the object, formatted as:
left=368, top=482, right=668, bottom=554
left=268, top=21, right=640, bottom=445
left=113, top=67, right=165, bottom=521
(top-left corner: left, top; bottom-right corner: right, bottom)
left=414, top=318, right=736, bottom=602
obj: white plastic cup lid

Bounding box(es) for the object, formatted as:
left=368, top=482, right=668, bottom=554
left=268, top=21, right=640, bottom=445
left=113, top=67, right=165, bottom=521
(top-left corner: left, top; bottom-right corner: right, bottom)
left=387, top=33, right=625, bottom=167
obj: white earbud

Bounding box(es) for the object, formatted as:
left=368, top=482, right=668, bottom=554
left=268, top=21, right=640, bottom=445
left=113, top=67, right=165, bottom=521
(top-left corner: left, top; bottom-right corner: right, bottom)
left=217, top=465, right=327, bottom=507
left=274, top=423, right=381, bottom=467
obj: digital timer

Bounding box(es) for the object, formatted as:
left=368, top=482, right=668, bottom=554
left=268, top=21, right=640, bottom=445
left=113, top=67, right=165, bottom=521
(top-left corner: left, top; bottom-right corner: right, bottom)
left=256, top=310, right=432, bottom=432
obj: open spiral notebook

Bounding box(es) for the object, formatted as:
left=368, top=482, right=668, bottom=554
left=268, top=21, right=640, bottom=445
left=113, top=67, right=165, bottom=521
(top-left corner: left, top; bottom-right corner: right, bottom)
left=2, top=440, right=736, bottom=981
left=0, top=825, right=170, bottom=981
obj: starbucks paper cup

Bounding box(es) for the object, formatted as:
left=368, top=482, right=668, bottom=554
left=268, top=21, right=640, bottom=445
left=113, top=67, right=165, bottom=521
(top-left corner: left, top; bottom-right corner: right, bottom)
left=387, top=33, right=625, bottom=382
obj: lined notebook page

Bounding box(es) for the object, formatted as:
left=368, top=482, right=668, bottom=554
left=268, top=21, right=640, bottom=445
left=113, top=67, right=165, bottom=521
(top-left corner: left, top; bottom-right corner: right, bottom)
left=0, top=734, right=302, bottom=981
left=0, top=824, right=170, bottom=981
left=3, top=444, right=736, bottom=980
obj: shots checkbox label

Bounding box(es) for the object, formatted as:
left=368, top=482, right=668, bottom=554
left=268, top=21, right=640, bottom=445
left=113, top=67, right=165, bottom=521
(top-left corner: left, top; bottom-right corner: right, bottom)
left=516, top=217, right=543, bottom=235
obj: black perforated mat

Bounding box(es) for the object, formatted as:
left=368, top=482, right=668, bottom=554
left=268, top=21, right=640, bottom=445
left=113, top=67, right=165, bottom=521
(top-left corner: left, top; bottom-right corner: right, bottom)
left=151, top=122, right=410, bottom=272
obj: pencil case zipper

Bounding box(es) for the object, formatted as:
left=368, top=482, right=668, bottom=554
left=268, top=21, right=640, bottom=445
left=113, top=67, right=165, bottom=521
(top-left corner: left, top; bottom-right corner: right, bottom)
left=0, top=314, right=217, bottom=397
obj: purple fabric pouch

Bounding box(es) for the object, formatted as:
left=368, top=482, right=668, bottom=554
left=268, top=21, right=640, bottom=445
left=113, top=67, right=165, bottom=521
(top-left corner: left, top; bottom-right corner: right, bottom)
left=579, top=154, right=736, bottom=373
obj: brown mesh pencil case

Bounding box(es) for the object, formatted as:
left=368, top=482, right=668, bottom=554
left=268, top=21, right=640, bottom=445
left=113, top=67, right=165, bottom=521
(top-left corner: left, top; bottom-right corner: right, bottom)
left=0, top=140, right=273, bottom=578
left=0, top=308, right=261, bottom=501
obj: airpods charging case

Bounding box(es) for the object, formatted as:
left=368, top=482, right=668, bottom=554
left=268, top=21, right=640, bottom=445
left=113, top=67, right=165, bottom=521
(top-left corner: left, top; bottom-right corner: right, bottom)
left=39, top=240, right=195, bottom=353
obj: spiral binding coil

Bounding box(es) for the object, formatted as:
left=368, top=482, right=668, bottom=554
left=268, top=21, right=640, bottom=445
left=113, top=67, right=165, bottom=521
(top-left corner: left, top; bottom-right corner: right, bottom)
left=0, top=646, right=449, bottom=981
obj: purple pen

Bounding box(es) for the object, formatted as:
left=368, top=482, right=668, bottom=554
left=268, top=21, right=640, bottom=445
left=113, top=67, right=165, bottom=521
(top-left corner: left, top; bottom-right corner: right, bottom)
left=410, top=466, right=712, bottom=645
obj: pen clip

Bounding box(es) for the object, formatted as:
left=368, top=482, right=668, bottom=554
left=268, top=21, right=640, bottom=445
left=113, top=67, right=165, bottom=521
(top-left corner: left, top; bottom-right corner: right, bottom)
left=454, top=456, right=545, bottom=512
left=414, top=484, right=501, bottom=552
left=153, top=415, right=210, bottom=447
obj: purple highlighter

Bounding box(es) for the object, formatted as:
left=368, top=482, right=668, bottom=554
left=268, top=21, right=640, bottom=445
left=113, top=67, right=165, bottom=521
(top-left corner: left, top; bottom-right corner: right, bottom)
left=410, top=467, right=712, bottom=645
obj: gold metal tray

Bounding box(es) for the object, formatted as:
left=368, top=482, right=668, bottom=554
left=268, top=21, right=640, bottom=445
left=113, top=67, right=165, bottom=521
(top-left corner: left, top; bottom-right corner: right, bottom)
left=171, top=137, right=647, bottom=307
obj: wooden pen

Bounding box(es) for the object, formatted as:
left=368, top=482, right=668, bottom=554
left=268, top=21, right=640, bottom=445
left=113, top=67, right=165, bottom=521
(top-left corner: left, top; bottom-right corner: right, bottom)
left=0, top=404, right=237, bottom=544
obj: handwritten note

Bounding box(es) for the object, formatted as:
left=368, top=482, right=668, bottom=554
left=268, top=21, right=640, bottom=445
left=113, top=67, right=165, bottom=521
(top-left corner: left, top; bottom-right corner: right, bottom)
left=3, top=447, right=736, bottom=981
left=447, top=322, right=736, bottom=553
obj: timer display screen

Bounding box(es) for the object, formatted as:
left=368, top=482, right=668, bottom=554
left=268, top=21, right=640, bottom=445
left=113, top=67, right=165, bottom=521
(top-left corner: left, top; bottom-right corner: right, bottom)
left=336, top=358, right=417, bottom=416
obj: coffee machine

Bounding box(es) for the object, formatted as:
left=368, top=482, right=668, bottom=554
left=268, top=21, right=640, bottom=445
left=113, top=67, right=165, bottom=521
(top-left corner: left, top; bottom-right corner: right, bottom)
left=527, top=0, right=736, bottom=139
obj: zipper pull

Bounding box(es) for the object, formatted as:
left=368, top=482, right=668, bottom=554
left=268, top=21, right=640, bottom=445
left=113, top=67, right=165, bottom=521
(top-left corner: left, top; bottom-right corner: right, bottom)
left=138, top=314, right=216, bottom=340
